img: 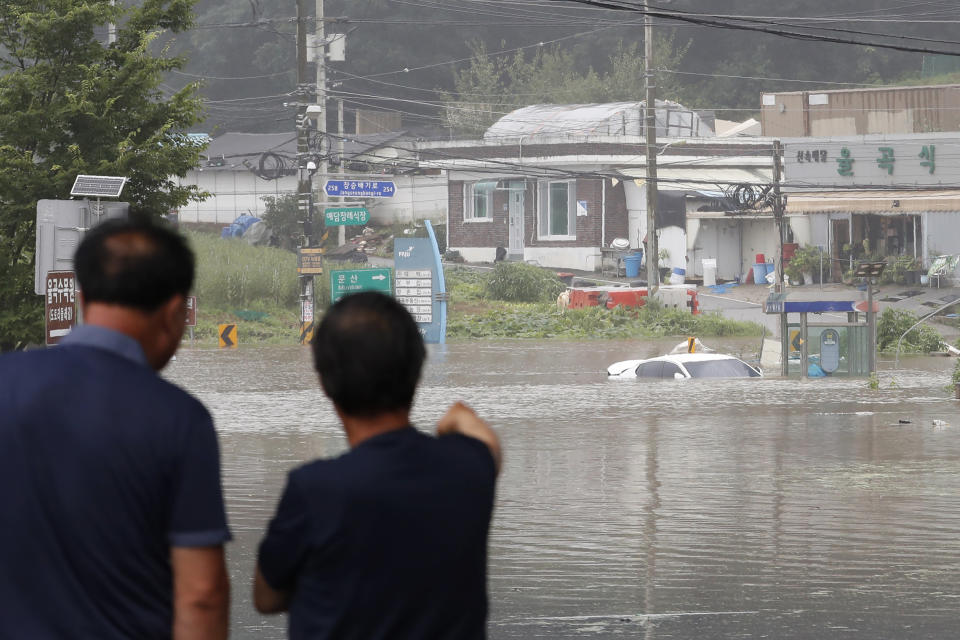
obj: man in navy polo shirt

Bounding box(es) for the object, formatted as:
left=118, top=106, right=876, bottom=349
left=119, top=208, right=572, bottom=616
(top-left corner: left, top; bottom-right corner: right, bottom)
left=254, top=292, right=501, bottom=639
left=0, top=218, right=231, bottom=639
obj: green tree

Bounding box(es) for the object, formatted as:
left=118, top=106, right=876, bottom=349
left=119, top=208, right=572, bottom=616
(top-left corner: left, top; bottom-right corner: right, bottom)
left=261, top=194, right=302, bottom=251
left=0, top=0, right=207, bottom=351
left=441, top=37, right=690, bottom=136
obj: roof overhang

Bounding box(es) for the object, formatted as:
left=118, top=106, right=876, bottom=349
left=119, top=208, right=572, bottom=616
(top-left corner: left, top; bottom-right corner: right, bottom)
left=786, top=190, right=960, bottom=214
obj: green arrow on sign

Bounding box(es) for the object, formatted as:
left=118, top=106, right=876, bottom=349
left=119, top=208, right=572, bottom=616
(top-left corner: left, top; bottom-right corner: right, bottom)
left=325, top=207, right=370, bottom=226
left=330, top=268, right=392, bottom=304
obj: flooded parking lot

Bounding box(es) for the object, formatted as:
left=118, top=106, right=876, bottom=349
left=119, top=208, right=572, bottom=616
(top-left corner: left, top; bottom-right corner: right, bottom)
left=166, top=339, right=960, bottom=639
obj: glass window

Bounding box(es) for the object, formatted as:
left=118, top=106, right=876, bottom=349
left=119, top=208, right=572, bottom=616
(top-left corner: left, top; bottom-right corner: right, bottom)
left=538, top=180, right=576, bottom=238
left=549, top=182, right=568, bottom=236
left=661, top=362, right=685, bottom=379
left=466, top=181, right=494, bottom=220
left=636, top=361, right=664, bottom=378
left=683, top=359, right=761, bottom=378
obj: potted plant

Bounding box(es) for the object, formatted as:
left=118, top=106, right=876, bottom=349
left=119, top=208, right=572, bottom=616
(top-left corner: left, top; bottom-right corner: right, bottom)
left=785, top=245, right=823, bottom=285
left=657, top=248, right=671, bottom=282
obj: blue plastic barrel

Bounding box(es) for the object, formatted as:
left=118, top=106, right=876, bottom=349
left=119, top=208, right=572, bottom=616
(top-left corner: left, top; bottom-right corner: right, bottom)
left=765, top=262, right=776, bottom=276
left=624, top=253, right=643, bottom=278
left=752, top=263, right=767, bottom=284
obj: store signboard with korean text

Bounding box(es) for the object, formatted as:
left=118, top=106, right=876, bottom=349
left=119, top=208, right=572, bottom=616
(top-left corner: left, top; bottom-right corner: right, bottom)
left=783, top=134, right=955, bottom=189
left=394, top=221, right=446, bottom=344
left=45, top=270, right=77, bottom=345
left=324, top=207, right=370, bottom=226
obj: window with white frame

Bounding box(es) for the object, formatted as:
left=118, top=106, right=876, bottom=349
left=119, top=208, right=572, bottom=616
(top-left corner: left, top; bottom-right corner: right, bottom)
left=538, top=180, right=576, bottom=239
left=464, top=181, right=495, bottom=220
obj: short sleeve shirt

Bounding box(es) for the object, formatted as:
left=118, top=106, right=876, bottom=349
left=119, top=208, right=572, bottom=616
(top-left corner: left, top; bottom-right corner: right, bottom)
left=258, top=426, right=497, bottom=640
left=0, top=326, right=231, bottom=639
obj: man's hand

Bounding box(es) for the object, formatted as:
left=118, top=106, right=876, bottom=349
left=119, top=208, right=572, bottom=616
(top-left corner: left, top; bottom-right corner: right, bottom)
left=437, top=402, right=502, bottom=474
left=253, top=565, right=291, bottom=614
left=172, top=546, right=229, bottom=640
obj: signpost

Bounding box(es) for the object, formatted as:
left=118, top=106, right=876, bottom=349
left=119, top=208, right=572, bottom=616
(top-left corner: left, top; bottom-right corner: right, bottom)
left=324, top=207, right=370, bottom=226
left=185, top=295, right=197, bottom=343
left=323, top=179, right=396, bottom=198
left=218, top=323, right=238, bottom=348
left=297, top=247, right=325, bottom=275
left=45, top=270, right=76, bottom=346
left=185, top=296, right=197, bottom=326
left=330, top=268, right=392, bottom=304
left=394, top=220, right=447, bottom=344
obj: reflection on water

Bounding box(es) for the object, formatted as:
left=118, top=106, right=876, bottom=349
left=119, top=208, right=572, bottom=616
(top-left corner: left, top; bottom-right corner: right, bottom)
left=166, top=339, right=960, bottom=639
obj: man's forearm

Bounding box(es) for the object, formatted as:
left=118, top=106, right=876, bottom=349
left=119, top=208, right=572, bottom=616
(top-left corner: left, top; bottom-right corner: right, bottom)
left=172, top=546, right=230, bottom=640
left=173, top=595, right=229, bottom=640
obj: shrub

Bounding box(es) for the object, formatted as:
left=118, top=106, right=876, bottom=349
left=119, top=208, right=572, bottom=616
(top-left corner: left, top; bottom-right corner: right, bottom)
left=877, top=307, right=942, bottom=353
left=484, top=262, right=566, bottom=303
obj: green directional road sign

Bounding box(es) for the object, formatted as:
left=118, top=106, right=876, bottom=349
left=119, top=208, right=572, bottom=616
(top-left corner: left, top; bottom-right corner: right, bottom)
left=324, top=207, right=370, bottom=226
left=330, top=268, right=392, bottom=304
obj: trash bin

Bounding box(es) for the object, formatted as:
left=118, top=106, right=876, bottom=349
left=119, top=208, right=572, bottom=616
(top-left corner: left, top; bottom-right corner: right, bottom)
left=624, top=253, right=643, bottom=278
left=752, top=263, right=767, bottom=285
left=671, top=266, right=686, bottom=284
left=702, top=259, right=717, bottom=287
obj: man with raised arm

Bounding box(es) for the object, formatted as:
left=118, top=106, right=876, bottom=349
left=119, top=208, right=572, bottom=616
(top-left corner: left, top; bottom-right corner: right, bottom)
left=0, top=218, right=231, bottom=639
left=254, top=291, right=501, bottom=639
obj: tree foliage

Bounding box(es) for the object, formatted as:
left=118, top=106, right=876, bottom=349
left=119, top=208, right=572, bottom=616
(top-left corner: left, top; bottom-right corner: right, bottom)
left=0, top=0, right=206, bottom=350
left=441, top=37, right=690, bottom=136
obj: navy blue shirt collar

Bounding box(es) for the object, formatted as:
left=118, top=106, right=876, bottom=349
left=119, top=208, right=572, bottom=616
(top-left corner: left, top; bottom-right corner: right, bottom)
left=60, top=324, right=149, bottom=367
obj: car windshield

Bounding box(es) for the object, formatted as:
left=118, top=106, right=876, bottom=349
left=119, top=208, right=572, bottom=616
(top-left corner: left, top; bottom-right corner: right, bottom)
left=682, top=358, right=760, bottom=378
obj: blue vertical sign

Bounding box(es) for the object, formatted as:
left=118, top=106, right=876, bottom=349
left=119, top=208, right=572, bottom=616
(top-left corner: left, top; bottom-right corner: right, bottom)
left=394, top=220, right=446, bottom=344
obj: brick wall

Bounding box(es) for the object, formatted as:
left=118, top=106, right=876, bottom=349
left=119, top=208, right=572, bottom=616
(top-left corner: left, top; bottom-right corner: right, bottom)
left=451, top=177, right=634, bottom=251
left=448, top=180, right=508, bottom=248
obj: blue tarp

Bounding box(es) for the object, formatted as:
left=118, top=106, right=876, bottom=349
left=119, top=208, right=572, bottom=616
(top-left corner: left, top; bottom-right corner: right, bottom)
left=221, top=215, right=261, bottom=239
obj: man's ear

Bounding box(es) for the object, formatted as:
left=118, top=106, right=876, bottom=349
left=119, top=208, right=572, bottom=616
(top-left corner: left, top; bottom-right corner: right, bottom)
left=159, top=294, right=187, bottom=335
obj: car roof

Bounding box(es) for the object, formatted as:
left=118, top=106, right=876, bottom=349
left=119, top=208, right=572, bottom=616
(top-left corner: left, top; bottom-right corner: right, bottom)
left=644, top=353, right=745, bottom=364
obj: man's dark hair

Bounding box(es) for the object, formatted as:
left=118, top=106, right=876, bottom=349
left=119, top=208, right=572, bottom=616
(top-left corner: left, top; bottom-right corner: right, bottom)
left=74, top=217, right=195, bottom=312
left=312, top=292, right=426, bottom=417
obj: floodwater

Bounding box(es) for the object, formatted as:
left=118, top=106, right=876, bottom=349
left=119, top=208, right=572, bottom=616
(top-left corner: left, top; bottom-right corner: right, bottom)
left=165, top=338, right=960, bottom=639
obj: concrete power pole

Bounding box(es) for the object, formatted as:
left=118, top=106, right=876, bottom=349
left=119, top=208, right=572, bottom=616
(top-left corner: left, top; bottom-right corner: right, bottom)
left=643, top=0, right=660, bottom=296
left=315, top=0, right=334, bottom=243
left=296, top=0, right=314, bottom=343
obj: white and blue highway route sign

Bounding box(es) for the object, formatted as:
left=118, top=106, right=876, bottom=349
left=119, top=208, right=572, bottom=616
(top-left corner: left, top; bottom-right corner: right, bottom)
left=324, top=179, right=396, bottom=198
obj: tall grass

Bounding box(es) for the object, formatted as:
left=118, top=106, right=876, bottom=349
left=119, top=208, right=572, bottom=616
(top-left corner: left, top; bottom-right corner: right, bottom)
left=186, top=231, right=299, bottom=309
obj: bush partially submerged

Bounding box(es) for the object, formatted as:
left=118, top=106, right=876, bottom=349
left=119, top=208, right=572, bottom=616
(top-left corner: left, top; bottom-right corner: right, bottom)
left=877, top=308, right=942, bottom=353
left=484, top=262, right=566, bottom=303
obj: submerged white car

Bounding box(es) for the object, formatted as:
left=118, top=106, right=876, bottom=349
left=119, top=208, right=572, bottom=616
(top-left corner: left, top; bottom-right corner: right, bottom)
left=607, top=352, right=763, bottom=379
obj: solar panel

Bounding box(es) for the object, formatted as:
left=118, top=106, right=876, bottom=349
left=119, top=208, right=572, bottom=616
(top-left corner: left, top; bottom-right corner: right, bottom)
left=70, top=175, right=127, bottom=198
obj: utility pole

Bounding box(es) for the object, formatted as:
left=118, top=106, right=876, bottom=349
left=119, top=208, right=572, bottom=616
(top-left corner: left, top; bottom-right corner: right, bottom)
left=338, top=99, right=346, bottom=246
left=772, top=139, right=785, bottom=293
left=296, top=0, right=314, bottom=343
left=643, top=0, right=659, bottom=296
left=316, top=0, right=329, bottom=227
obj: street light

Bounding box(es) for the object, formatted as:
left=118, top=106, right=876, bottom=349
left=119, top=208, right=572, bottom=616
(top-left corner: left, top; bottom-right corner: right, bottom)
left=854, top=260, right=886, bottom=376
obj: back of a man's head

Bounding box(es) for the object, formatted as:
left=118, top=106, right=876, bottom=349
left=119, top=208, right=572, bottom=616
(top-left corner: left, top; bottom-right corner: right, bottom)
left=312, top=292, right=426, bottom=418
left=74, top=217, right=195, bottom=312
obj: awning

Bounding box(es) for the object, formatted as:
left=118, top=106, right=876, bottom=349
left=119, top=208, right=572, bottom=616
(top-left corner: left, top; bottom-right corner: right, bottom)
left=786, top=190, right=960, bottom=214
left=618, top=167, right=773, bottom=191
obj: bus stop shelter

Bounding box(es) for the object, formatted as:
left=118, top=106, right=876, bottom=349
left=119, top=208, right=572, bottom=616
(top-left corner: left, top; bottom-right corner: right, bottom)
left=764, top=292, right=878, bottom=378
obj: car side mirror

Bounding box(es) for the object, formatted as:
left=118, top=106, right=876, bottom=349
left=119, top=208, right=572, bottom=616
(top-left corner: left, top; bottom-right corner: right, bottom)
left=674, top=372, right=685, bottom=380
